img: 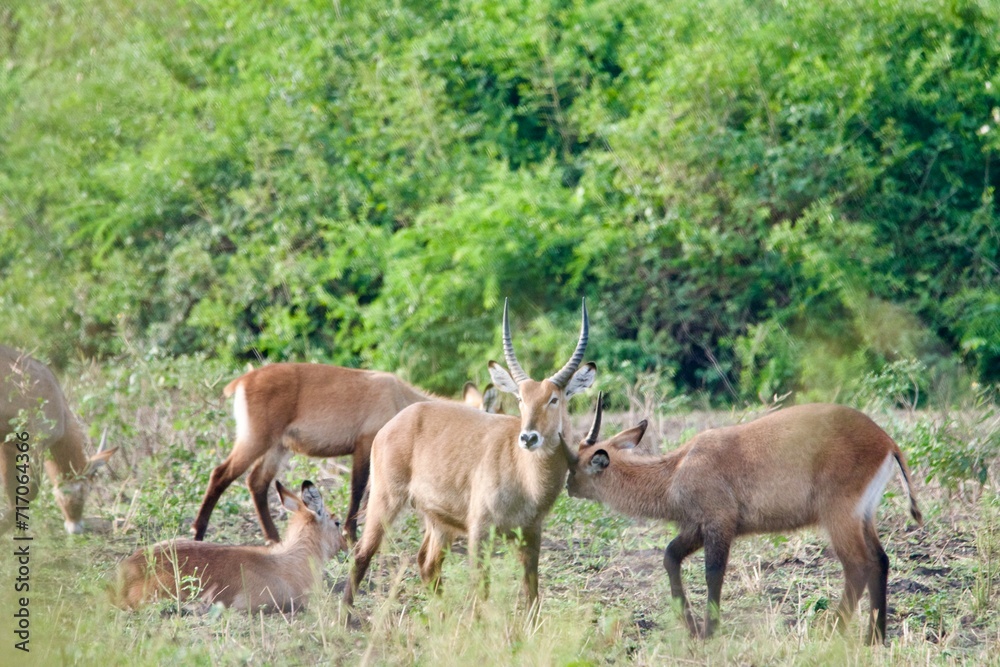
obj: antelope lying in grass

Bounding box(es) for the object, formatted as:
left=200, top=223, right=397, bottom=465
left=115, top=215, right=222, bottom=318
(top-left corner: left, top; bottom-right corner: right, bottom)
left=117, top=481, right=346, bottom=611
left=0, top=345, right=117, bottom=534
left=343, top=299, right=595, bottom=614
left=192, top=362, right=498, bottom=544
left=566, top=397, right=922, bottom=644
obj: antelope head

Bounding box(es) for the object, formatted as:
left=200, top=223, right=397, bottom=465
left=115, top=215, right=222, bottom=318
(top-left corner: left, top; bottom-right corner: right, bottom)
left=488, top=298, right=596, bottom=454
left=566, top=393, right=649, bottom=500
left=277, top=480, right=348, bottom=560
left=55, top=428, right=119, bottom=534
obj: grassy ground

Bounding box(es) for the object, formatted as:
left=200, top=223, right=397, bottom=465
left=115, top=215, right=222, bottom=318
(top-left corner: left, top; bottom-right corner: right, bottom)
left=1, top=356, right=998, bottom=666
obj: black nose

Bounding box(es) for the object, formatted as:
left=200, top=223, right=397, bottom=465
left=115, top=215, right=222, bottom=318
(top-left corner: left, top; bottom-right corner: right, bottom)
left=520, top=432, right=539, bottom=447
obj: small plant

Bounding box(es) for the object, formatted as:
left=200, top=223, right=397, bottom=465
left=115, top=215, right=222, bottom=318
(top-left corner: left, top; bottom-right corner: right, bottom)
left=900, top=390, right=1000, bottom=491
left=854, top=358, right=928, bottom=412
left=973, top=493, right=1000, bottom=617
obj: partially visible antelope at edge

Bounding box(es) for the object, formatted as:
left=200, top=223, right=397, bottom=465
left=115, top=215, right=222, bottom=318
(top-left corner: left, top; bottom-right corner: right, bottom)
left=343, top=299, right=596, bottom=615
left=0, top=345, right=118, bottom=534
left=116, top=480, right=346, bottom=611
left=566, top=397, right=922, bottom=644
left=192, top=362, right=499, bottom=544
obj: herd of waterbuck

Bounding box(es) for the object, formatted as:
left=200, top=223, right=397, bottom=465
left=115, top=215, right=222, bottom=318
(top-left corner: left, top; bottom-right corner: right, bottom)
left=0, top=299, right=922, bottom=644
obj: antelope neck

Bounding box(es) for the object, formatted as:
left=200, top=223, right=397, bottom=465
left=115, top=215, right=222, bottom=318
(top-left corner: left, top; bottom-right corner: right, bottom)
left=602, top=451, right=682, bottom=520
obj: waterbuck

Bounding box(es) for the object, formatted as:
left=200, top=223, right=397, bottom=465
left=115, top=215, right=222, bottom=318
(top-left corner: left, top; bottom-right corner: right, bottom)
left=192, top=363, right=498, bottom=544
left=567, top=396, right=922, bottom=644
left=1, top=345, right=117, bottom=534
left=343, top=299, right=596, bottom=615
left=117, top=480, right=346, bottom=611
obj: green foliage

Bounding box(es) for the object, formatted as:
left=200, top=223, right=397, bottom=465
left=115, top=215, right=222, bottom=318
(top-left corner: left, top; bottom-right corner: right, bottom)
left=893, top=390, right=1000, bottom=489
left=1, top=0, right=997, bottom=400
left=943, top=288, right=1000, bottom=385
left=853, top=358, right=929, bottom=411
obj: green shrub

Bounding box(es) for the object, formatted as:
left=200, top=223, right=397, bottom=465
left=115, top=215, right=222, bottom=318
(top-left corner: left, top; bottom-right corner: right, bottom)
left=2, top=0, right=998, bottom=400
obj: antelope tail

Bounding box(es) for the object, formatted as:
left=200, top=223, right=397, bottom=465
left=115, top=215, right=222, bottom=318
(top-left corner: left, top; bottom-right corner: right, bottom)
left=893, top=449, right=923, bottom=526
left=223, top=378, right=242, bottom=398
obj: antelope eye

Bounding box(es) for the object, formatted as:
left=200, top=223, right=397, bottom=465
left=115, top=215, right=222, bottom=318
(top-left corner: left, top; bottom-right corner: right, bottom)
left=549, top=396, right=558, bottom=406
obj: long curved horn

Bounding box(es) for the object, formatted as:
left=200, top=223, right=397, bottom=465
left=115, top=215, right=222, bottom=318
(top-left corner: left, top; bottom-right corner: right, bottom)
left=502, top=298, right=530, bottom=384
left=548, top=298, right=589, bottom=388
left=584, top=392, right=604, bottom=445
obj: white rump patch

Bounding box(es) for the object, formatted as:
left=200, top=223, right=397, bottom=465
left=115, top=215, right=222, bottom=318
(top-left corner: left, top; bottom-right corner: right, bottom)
left=855, top=453, right=895, bottom=520
left=233, top=384, right=250, bottom=444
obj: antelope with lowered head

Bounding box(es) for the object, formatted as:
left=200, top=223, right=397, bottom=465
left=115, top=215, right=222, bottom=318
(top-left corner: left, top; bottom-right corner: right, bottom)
left=192, top=362, right=498, bottom=544
left=117, top=480, right=346, bottom=611
left=1, top=345, right=117, bottom=534
left=567, top=397, right=922, bottom=644
left=343, top=299, right=596, bottom=614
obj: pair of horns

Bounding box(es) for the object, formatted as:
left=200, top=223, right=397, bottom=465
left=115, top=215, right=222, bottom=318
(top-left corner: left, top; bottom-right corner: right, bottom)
left=502, top=297, right=589, bottom=388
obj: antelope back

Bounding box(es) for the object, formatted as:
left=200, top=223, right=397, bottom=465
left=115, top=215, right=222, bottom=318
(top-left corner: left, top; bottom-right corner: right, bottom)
left=568, top=402, right=914, bottom=531
left=1, top=345, right=69, bottom=441
left=228, top=364, right=433, bottom=454
left=374, top=404, right=520, bottom=479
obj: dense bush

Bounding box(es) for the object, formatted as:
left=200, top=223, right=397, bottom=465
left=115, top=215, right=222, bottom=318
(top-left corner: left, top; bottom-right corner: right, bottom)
left=1, top=0, right=997, bottom=400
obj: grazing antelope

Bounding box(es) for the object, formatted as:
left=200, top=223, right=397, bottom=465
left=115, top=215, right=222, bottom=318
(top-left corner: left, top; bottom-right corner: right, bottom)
left=343, top=299, right=596, bottom=614
left=0, top=345, right=117, bottom=534
left=192, top=363, right=497, bottom=544
left=566, top=397, right=922, bottom=644
left=116, top=480, right=346, bottom=611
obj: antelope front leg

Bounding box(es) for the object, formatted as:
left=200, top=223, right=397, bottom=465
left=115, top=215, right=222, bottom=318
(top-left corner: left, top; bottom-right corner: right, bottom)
left=518, top=525, right=542, bottom=617
left=663, top=527, right=704, bottom=636
left=701, top=525, right=732, bottom=639
left=468, top=521, right=492, bottom=602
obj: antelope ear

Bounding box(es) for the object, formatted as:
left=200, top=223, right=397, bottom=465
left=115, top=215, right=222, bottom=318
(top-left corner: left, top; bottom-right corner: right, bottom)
left=586, top=450, right=610, bottom=474
left=488, top=361, right=520, bottom=395
left=612, top=420, right=648, bottom=450
left=481, top=384, right=501, bottom=414
left=563, top=362, right=596, bottom=398
left=84, top=447, right=119, bottom=477
left=463, top=382, right=483, bottom=407
left=276, top=481, right=304, bottom=513
left=300, top=480, right=326, bottom=516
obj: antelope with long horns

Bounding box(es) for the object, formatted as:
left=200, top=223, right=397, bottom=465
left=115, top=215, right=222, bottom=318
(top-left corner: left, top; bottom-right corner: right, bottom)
left=1, top=346, right=117, bottom=534
left=192, top=362, right=499, bottom=544
left=567, top=396, right=922, bottom=644
left=117, top=480, right=347, bottom=611
left=343, top=299, right=596, bottom=614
